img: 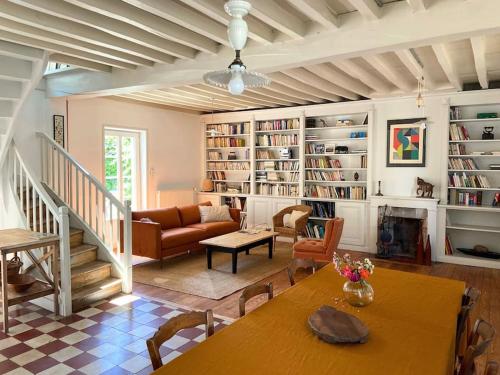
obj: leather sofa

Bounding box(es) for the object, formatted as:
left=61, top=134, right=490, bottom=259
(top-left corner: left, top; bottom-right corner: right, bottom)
left=123, top=202, right=240, bottom=266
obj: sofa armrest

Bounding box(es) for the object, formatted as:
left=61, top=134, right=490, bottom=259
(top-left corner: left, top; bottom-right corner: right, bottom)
left=121, top=220, right=162, bottom=259
left=229, top=208, right=241, bottom=223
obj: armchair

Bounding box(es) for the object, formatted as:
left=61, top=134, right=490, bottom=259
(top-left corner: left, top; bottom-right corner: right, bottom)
left=272, top=205, right=312, bottom=244
left=293, top=218, right=344, bottom=263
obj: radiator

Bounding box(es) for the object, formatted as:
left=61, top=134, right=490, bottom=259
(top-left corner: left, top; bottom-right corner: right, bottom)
left=156, top=188, right=196, bottom=208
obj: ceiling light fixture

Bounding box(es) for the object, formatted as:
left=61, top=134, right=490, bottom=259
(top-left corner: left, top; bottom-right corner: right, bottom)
left=203, top=0, right=271, bottom=96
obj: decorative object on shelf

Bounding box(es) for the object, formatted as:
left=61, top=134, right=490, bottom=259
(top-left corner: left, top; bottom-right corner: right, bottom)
left=477, top=113, right=498, bottom=119
left=0, top=254, right=22, bottom=279
left=457, top=247, right=500, bottom=259
left=53, top=115, right=65, bottom=148
left=482, top=127, right=495, bottom=140
left=375, top=181, right=383, bottom=196
left=7, top=273, right=36, bottom=293
left=227, top=152, right=238, bottom=160
left=416, top=177, right=434, bottom=198
left=354, top=172, right=359, bottom=181
left=386, top=118, right=427, bottom=167
left=279, top=148, right=291, bottom=159
left=203, top=0, right=270, bottom=95
left=335, top=146, right=348, bottom=154
left=493, top=193, right=500, bottom=207
left=308, top=305, right=369, bottom=344
left=202, top=178, right=214, bottom=192
left=333, top=252, right=375, bottom=307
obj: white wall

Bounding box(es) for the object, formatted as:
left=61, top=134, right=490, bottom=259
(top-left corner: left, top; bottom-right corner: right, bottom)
left=54, top=97, right=201, bottom=208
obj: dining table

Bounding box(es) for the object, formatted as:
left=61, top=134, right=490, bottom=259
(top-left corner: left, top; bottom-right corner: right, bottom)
left=152, top=264, right=465, bottom=375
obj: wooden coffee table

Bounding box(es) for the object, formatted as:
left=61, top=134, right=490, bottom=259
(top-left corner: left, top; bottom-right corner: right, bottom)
left=200, top=230, right=278, bottom=274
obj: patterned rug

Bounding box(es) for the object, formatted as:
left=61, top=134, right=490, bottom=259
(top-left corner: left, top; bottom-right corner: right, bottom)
left=133, top=242, right=293, bottom=300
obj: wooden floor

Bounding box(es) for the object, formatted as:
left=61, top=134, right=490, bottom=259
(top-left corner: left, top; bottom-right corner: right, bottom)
left=132, top=249, right=500, bottom=371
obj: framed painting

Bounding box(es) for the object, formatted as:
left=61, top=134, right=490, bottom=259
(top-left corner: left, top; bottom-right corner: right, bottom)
left=53, top=115, right=65, bottom=148
left=386, top=118, right=426, bottom=167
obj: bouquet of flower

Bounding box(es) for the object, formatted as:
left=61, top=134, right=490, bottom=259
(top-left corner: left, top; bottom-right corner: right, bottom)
left=332, top=252, right=374, bottom=283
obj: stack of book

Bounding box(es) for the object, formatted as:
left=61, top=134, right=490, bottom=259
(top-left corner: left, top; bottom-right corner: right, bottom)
left=448, top=191, right=483, bottom=206
left=207, top=122, right=250, bottom=135
left=306, top=170, right=345, bottom=181
left=256, top=150, right=276, bottom=159
left=207, top=161, right=250, bottom=170
left=449, top=123, right=470, bottom=141
left=256, top=119, right=299, bottom=131
left=448, top=158, right=477, bottom=170
left=256, top=184, right=299, bottom=196
left=449, top=173, right=491, bottom=188
left=207, top=151, right=223, bottom=160
left=305, top=223, right=325, bottom=239
left=360, top=155, right=367, bottom=168
left=257, top=134, right=298, bottom=146
left=305, top=185, right=366, bottom=200
left=304, top=201, right=335, bottom=218
left=305, top=158, right=342, bottom=168
left=207, top=171, right=226, bottom=180
left=449, top=144, right=467, bottom=155
left=445, top=235, right=454, bottom=255
left=207, top=137, right=246, bottom=148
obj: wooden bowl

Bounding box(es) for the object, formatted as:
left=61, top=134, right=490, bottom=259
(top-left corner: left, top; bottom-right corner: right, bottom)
left=7, top=274, right=36, bottom=293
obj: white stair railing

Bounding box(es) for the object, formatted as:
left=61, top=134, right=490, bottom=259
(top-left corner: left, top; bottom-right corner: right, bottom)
left=7, top=142, right=72, bottom=316
left=37, top=132, right=132, bottom=293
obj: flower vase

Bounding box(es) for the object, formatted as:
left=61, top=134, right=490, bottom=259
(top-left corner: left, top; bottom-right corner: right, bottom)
left=343, top=280, right=374, bottom=307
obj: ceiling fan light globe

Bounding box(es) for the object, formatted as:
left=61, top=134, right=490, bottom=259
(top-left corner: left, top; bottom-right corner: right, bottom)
left=228, top=71, right=245, bottom=95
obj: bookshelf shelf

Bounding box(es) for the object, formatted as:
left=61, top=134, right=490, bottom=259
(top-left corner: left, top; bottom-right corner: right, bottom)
left=450, top=118, right=500, bottom=123
left=206, top=147, right=249, bottom=150
left=305, top=167, right=367, bottom=171
left=448, top=170, right=500, bottom=173
left=446, top=224, right=500, bottom=234
left=305, top=125, right=368, bottom=131
left=255, top=145, right=299, bottom=149
left=256, top=158, right=299, bottom=161
left=305, top=153, right=367, bottom=156
left=440, top=204, right=500, bottom=212
left=449, top=139, right=500, bottom=143
left=305, top=137, right=367, bottom=142
left=305, top=180, right=367, bottom=184
left=255, top=129, right=299, bottom=134
left=448, top=187, right=499, bottom=191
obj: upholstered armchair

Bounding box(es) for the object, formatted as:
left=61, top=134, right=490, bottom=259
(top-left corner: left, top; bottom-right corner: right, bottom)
left=293, top=218, right=344, bottom=263
left=272, top=205, right=312, bottom=243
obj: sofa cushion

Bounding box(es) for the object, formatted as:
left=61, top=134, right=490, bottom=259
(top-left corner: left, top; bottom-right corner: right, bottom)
left=132, top=208, right=181, bottom=230
left=161, top=227, right=206, bottom=249
left=178, top=201, right=212, bottom=226
left=187, top=221, right=240, bottom=237
left=293, top=239, right=325, bottom=254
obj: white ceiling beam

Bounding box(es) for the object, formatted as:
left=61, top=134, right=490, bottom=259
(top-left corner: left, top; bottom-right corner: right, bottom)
left=49, top=53, right=112, bottom=72
left=168, top=87, right=258, bottom=109
left=265, top=82, right=326, bottom=103
left=305, top=63, right=374, bottom=97
left=131, top=91, right=233, bottom=111
left=0, top=2, right=175, bottom=64
left=0, top=79, right=22, bottom=100
left=122, top=0, right=230, bottom=47
left=190, top=85, right=277, bottom=108
left=249, top=0, right=307, bottom=39
left=246, top=87, right=309, bottom=105
left=0, top=39, right=44, bottom=61
left=178, top=0, right=274, bottom=45
left=335, top=59, right=393, bottom=94
left=470, top=36, right=488, bottom=89
left=109, top=96, right=202, bottom=114
left=10, top=0, right=196, bottom=59
left=155, top=89, right=239, bottom=111
left=118, top=93, right=217, bottom=112
left=432, top=44, right=463, bottom=91
left=395, top=49, right=437, bottom=90
left=268, top=72, right=341, bottom=102
left=0, top=29, right=137, bottom=70
left=0, top=55, right=32, bottom=81
left=0, top=17, right=153, bottom=67
left=65, top=0, right=219, bottom=55
left=364, top=54, right=414, bottom=92
left=234, top=90, right=296, bottom=106
left=287, top=0, right=339, bottom=29
left=345, top=0, right=381, bottom=21
left=406, top=0, right=428, bottom=12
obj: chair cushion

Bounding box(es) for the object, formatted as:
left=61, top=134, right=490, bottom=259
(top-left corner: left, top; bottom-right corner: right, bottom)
left=161, top=228, right=206, bottom=249
left=199, top=205, right=233, bottom=223
left=187, top=221, right=240, bottom=237
left=178, top=201, right=212, bottom=226
left=292, top=239, right=326, bottom=254
left=132, top=208, right=181, bottom=230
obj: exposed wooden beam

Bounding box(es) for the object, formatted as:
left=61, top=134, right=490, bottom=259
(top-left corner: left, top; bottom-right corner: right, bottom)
left=65, top=0, right=219, bottom=55
left=178, top=0, right=274, bottom=45
left=118, top=93, right=215, bottom=112
left=0, top=17, right=153, bottom=67
left=266, top=82, right=326, bottom=103
left=129, top=92, right=231, bottom=111
left=268, top=72, right=341, bottom=102
left=406, top=0, right=428, bottom=12
left=246, top=87, right=309, bottom=105
left=345, top=0, right=381, bottom=21
left=0, top=2, right=175, bottom=64
left=168, top=87, right=257, bottom=109
left=395, top=49, right=437, bottom=90
left=305, top=63, right=373, bottom=97
left=364, top=54, right=414, bottom=92
left=122, top=0, right=230, bottom=47
left=50, top=53, right=112, bottom=72
left=0, top=29, right=137, bottom=70
left=10, top=0, right=196, bottom=59
left=249, top=0, right=306, bottom=39
left=109, top=96, right=202, bottom=115
left=335, top=59, right=393, bottom=94
left=155, top=89, right=239, bottom=111
left=0, top=39, right=43, bottom=61
left=287, top=0, right=339, bottom=29
left=470, top=36, right=488, bottom=89
left=190, top=84, right=277, bottom=108
left=432, top=44, right=462, bottom=90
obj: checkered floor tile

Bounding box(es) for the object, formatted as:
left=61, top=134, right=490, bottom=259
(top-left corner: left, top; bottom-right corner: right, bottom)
left=0, top=296, right=232, bottom=374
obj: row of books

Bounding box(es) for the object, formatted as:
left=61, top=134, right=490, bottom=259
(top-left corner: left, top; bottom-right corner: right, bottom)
left=305, top=158, right=342, bottom=169
left=449, top=173, right=491, bottom=188
left=256, top=184, right=299, bottom=196
left=207, top=137, right=246, bottom=148
left=449, top=123, right=470, bottom=141
left=207, top=161, right=250, bottom=170
left=206, top=122, right=250, bottom=135
left=256, top=134, right=299, bottom=147
left=305, top=186, right=366, bottom=200
left=207, top=171, right=226, bottom=180
left=449, top=106, right=462, bottom=121
left=214, top=182, right=251, bottom=194
left=305, top=223, right=325, bottom=239
left=305, top=144, right=335, bottom=154
left=360, top=155, right=368, bottom=168
left=305, top=170, right=345, bottom=181
left=256, top=150, right=295, bottom=159
left=448, top=158, right=478, bottom=170
left=445, top=235, right=454, bottom=255
left=448, top=191, right=483, bottom=206
left=255, top=172, right=299, bottom=182
left=224, top=196, right=247, bottom=211
left=207, top=150, right=250, bottom=161
left=449, top=144, right=467, bottom=155
left=256, top=119, right=300, bottom=131
left=256, top=161, right=299, bottom=171
left=304, top=201, right=335, bottom=218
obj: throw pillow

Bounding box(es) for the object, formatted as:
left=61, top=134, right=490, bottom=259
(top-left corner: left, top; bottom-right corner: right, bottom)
left=199, top=205, right=233, bottom=223
left=284, top=210, right=307, bottom=228
left=283, top=213, right=292, bottom=228
left=139, top=217, right=153, bottom=223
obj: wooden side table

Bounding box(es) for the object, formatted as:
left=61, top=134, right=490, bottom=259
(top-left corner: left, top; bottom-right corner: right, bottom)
left=0, top=229, right=60, bottom=333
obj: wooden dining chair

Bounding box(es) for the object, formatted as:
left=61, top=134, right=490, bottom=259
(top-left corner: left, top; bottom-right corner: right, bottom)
left=485, top=361, right=499, bottom=375
left=458, top=319, right=496, bottom=375
left=147, top=310, right=214, bottom=370
left=239, top=282, right=273, bottom=317
left=462, top=287, right=481, bottom=308
left=287, top=258, right=317, bottom=286
left=456, top=304, right=472, bottom=357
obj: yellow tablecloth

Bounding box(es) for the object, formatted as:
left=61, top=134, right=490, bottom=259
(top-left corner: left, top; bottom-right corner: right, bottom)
left=153, top=264, right=464, bottom=375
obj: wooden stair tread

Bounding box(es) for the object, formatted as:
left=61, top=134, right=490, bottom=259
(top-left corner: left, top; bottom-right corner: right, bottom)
left=70, top=228, right=83, bottom=236
left=70, top=244, right=97, bottom=256
left=71, top=260, right=111, bottom=277
left=71, top=277, right=122, bottom=302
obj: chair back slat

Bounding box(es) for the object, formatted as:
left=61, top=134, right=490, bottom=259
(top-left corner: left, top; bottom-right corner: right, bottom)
left=239, top=282, right=273, bottom=317
left=458, top=319, right=496, bottom=375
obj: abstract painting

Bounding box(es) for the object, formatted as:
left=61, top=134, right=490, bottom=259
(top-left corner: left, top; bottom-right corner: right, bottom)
left=53, top=115, right=65, bottom=148
left=386, top=118, right=426, bottom=167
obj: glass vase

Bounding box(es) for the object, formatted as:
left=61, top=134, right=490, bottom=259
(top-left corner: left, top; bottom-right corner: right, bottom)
left=343, top=280, right=374, bottom=307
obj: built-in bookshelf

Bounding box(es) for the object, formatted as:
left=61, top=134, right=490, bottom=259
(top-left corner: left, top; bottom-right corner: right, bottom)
left=205, top=122, right=251, bottom=194
left=254, top=118, right=300, bottom=197
left=443, top=104, right=500, bottom=268
left=223, top=196, right=248, bottom=229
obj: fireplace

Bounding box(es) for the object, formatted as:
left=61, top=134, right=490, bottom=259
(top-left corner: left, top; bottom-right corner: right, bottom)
left=376, top=205, right=428, bottom=264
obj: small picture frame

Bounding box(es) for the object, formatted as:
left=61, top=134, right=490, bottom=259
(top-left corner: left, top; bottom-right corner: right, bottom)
left=386, top=118, right=426, bottom=167
left=53, top=115, right=65, bottom=148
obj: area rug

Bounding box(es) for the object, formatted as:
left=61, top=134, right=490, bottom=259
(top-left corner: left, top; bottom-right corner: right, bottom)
left=133, top=242, right=293, bottom=300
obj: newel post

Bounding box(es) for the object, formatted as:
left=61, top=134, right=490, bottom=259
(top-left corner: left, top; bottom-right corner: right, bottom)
left=123, top=200, right=133, bottom=293
left=58, top=206, right=72, bottom=316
